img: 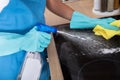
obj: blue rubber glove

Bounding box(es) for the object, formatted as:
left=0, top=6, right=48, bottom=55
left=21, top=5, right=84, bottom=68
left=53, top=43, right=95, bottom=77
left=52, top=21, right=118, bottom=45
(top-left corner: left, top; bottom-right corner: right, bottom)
left=21, top=26, right=51, bottom=52
left=70, top=11, right=120, bottom=30
left=0, top=26, right=51, bottom=56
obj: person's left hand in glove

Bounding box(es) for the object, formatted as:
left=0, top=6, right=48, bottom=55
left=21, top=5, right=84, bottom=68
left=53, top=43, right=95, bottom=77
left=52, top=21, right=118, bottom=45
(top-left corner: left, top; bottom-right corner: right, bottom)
left=70, top=11, right=120, bottom=31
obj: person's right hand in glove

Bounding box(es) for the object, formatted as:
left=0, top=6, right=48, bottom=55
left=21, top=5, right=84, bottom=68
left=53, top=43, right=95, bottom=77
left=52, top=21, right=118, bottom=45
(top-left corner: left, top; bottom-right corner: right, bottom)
left=70, top=11, right=120, bottom=30
left=0, top=26, right=51, bottom=56
left=21, top=26, right=52, bottom=52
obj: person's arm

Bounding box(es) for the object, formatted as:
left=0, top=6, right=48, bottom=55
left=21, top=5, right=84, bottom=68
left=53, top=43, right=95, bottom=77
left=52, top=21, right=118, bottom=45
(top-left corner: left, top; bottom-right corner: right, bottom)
left=46, top=0, right=119, bottom=31
left=46, top=0, right=74, bottom=20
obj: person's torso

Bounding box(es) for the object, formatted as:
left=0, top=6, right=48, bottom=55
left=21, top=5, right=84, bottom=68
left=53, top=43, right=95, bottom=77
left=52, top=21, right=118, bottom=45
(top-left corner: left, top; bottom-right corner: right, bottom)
left=0, top=0, right=46, bottom=34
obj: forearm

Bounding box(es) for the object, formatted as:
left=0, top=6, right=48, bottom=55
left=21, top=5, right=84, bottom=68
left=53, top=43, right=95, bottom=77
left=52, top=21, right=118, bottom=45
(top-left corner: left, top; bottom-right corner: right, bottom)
left=46, top=0, right=74, bottom=20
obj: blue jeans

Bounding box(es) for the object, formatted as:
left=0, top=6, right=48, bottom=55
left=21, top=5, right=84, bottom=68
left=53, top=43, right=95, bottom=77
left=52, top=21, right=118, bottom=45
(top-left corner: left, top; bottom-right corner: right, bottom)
left=0, top=50, right=50, bottom=80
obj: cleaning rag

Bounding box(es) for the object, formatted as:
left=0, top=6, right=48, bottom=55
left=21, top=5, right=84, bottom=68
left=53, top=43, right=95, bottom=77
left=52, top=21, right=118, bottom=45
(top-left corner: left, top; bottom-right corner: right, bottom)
left=93, top=20, right=120, bottom=40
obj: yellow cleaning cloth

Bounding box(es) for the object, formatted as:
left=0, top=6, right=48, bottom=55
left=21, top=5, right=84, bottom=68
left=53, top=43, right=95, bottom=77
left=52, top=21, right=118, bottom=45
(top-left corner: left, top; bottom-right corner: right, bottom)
left=93, top=20, right=120, bottom=40
left=110, top=20, right=120, bottom=27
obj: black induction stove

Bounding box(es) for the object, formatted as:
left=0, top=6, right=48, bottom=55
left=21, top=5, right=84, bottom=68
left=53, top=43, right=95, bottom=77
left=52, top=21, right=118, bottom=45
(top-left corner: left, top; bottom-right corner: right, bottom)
left=53, top=15, right=120, bottom=80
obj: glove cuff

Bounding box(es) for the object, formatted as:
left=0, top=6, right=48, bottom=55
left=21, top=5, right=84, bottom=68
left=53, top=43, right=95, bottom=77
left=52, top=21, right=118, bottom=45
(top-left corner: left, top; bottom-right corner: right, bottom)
left=70, top=11, right=89, bottom=29
left=70, top=11, right=88, bottom=21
